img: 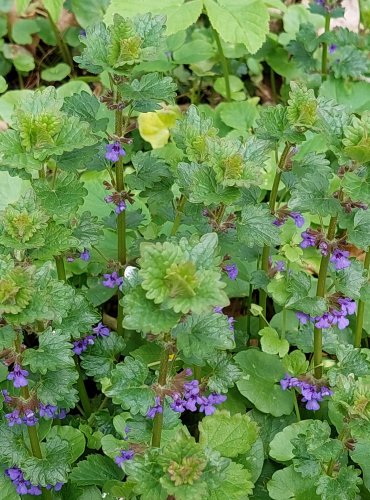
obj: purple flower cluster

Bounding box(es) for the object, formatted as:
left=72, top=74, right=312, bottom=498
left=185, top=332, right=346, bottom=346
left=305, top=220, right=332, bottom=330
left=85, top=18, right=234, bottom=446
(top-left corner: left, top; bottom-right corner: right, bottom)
left=104, top=194, right=127, bottom=214
left=170, top=379, right=226, bottom=416
left=214, top=306, right=235, bottom=331
left=4, top=397, right=67, bottom=428
left=115, top=449, right=135, bottom=466
left=296, top=296, right=356, bottom=330
left=146, top=396, right=163, bottom=419
left=280, top=374, right=333, bottom=411
left=39, top=404, right=67, bottom=420
left=5, top=468, right=63, bottom=496
left=73, top=322, right=111, bottom=356
left=274, top=211, right=304, bottom=228
left=105, top=141, right=126, bottom=162
left=80, top=248, right=90, bottom=261
left=224, top=263, right=238, bottom=280
left=102, top=271, right=123, bottom=288
left=300, top=230, right=351, bottom=270
left=7, top=364, right=28, bottom=388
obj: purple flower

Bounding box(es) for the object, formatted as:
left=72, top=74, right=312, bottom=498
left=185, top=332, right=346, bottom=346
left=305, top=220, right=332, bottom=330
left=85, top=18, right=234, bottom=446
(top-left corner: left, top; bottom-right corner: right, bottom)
left=23, top=409, right=38, bottom=426
left=319, top=241, right=329, bottom=256
left=28, top=484, right=42, bottom=495
left=306, top=399, right=320, bottom=411
left=5, top=409, right=22, bottom=426
left=320, top=386, right=333, bottom=397
left=329, top=44, right=337, bottom=54
left=67, top=256, right=75, bottom=262
left=300, top=230, right=316, bottom=249
left=296, top=311, right=311, bottom=325
left=2, top=389, right=11, bottom=403
left=208, top=393, right=227, bottom=405
left=6, top=468, right=23, bottom=482
left=275, top=260, right=286, bottom=272
left=184, top=380, right=200, bottom=397
left=280, top=374, right=300, bottom=390
left=147, top=396, right=163, bottom=419
left=80, top=249, right=90, bottom=261
left=39, top=404, right=58, bottom=419
left=115, top=200, right=126, bottom=214
left=170, top=394, right=187, bottom=413
left=214, top=306, right=223, bottom=314
left=225, top=263, right=238, bottom=280
left=115, top=449, right=134, bottom=465
left=55, top=409, right=67, bottom=419
left=338, top=297, right=356, bottom=316
left=273, top=217, right=286, bottom=227
left=330, top=249, right=351, bottom=270
left=102, top=271, right=123, bottom=288
left=198, top=396, right=217, bottom=416
left=314, top=312, right=335, bottom=329
left=7, top=364, right=29, bottom=388
left=105, top=141, right=126, bottom=162
left=93, top=322, right=110, bottom=337
left=289, top=212, right=305, bottom=228
left=184, top=394, right=199, bottom=412
left=104, top=194, right=114, bottom=203
left=72, top=335, right=95, bottom=356
left=185, top=368, right=193, bottom=376
left=228, top=316, right=235, bottom=331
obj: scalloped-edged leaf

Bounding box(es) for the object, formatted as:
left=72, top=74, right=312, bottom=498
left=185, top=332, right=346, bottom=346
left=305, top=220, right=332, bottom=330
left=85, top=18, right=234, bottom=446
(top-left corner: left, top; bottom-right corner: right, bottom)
left=36, top=368, right=79, bottom=408
left=56, top=293, right=101, bottom=339
left=238, top=204, right=280, bottom=247
left=31, top=223, right=79, bottom=259
left=119, top=73, right=177, bottom=112
left=70, top=454, right=124, bottom=486
left=62, top=91, right=109, bottom=132
left=209, top=461, right=254, bottom=499
left=81, top=332, right=126, bottom=381
left=206, top=352, right=242, bottom=393
left=347, top=209, right=370, bottom=250
left=289, top=172, right=340, bottom=216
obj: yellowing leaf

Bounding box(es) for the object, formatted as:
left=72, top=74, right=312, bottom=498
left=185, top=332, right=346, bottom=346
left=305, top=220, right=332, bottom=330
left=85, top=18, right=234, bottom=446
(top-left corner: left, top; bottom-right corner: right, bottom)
left=138, top=106, right=180, bottom=148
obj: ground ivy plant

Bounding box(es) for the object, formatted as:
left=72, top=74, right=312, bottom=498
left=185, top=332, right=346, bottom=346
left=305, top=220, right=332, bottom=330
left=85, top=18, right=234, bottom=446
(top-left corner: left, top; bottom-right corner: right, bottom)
left=0, top=6, right=370, bottom=500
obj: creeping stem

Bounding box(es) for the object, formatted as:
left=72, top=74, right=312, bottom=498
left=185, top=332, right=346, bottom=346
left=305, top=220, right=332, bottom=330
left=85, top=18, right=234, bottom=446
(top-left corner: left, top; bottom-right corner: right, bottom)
left=170, top=195, right=186, bottom=236
left=212, top=27, right=232, bottom=102
left=354, top=249, right=370, bottom=348
left=54, top=255, right=66, bottom=282
left=151, top=345, right=171, bottom=448
left=313, top=216, right=338, bottom=379
left=321, top=14, right=331, bottom=82
left=114, top=96, right=126, bottom=337
left=259, top=143, right=291, bottom=329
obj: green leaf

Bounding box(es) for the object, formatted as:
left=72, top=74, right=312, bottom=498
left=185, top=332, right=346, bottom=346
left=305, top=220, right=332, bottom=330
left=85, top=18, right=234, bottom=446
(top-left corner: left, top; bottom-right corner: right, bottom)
left=282, top=350, right=309, bottom=376
left=81, top=332, right=126, bottom=381
left=71, top=0, right=111, bottom=28
left=267, top=465, right=320, bottom=500
left=0, top=472, right=20, bottom=500
left=0, top=423, right=31, bottom=466
left=327, top=344, right=370, bottom=386
left=255, top=104, right=303, bottom=143
left=12, top=19, right=39, bottom=44
left=347, top=209, right=370, bottom=250
left=56, top=293, right=100, bottom=339
left=173, top=39, right=215, bottom=64
left=22, top=436, right=70, bottom=487
left=214, top=75, right=245, bottom=101
left=62, top=91, right=110, bottom=133
left=48, top=426, right=86, bottom=464
left=269, top=420, right=314, bottom=462
left=31, top=223, right=79, bottom=260
left=173, top=312, right=235, bottom=365
left=350, top=437, right=370, bottom=492
left=287, top=81, right=317, bottom=129
left=342, top=113, right=370, bottom=163
left=122, top=286, right=181, bottom=335
left=71, top=211, right=104, bottom=248
left=204, top=0, right=269, bottom=54
left=316, top=466, right=362, bottom=500
left=43, top=0, right=63, bottom=22
left=334, top=261, right=366, bottom=299
left=219, top=101, right=259, bottom=131
left=104, top=357, right=154, bottom=415
left=3, top=44, right=35, bottom=72
left=36, top=368, right=78, bottom=408
left=126, top=151, right=171, bottom=191
left=199, top=410, right=258, bottom=458
left=23, top=328, right=74, bottom=374
left=119, top=73, right=176, bottom=112
left=289, top=172, right=340, bottom=216
left=138, top=233, right=229, bottom=314
left=105, top=0, right=203, bottom=36
left=259, top=327, right=289, bottom=357
left=41, top=63, right=71, bottom=82
left=206, top=353, right=242, bottom=393
left=208, top=461, right=254, bottom=500
left=235, top=349, right=294, bottom=416
left=70, top=454, right=124, bottom=486
left=238, top=204, right=280, bottom=247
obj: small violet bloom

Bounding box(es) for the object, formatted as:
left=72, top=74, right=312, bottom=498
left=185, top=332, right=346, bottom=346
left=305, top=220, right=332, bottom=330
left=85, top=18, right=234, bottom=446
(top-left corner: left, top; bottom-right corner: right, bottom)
left=105, top=141, right=126, bottom=162
left=7, top=364, right=29, bottom=388
left=329, top=44, right=337, bottom=54
left=93, top=322, right=110, bottom=337
left=228, top=316, right=236, bottom=331
left=115, top=449, right=135, bottom=466
left=80, top=249, right=90, bottom=261
left=115, top=200, right=126, bottom=214
left=72, top=335, right=95, bottom=356
left=147, top=396, right=163, bottom=419
left=6, top=409, right=22, bottom=427
left=225, top=263, right=238, bottom=280
left=39, top=404, right=58, bottom=419
left=330, top=248, right=351, bottom=270
left=23, top=409, right=38, bottom=426
left=170, top=394, right=187, bottom=413
left=289, top=212, right=305, bottom=228
left=300, top=230, right=316, bottom=249
left=102, top=271, right=123, bottom=288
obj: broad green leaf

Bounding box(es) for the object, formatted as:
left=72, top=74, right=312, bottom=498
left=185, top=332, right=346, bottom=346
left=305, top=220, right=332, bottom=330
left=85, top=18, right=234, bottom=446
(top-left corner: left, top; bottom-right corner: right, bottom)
left=12, top=19, right=39, bottom=44
left=0, top=473, right=20, bottom=500
left=287, top=81, right=317, bottom=129
left=22, top=436, right=70, bottom=487
left=0, top=423, right=31, bottom=466
left=267, top=465, right=320, bottom=500
left=173, top=312, right=235, bottom=365
left=204, top=0, right=269, bottom=54
left=347, top=209, right=370, bottom=250
left=105, top=0, right=203, bottom=35
left=282, top=350, right=309, bottom=376
left=36, top=368, right=78, bottom=408
left=70, top=454, right=124, bottom=486
left=219, top=101, right=259, bottom=131
left=3, top=44, right=35, bottom=72
left=48, top=426, right=86, bottom=464
left=208, top=461, right=254, bottom=499
left=30, top=223, right=79, bottom=259
left=214, top=75, right=245, bottom=101
left=235, top=349, right=294, bottom=416
left=343, top=112, right=370, bottom=163
left=56, top=293, right=100, bottom=339
left=41, top=63, right=71, bottom=81
left=238, top=204, right=280, bottom=247
left=71, top=0, right=111, bottom=28
left=289, top=172, right=340, bottom=216
left=334, top=261, right=366, bottom=299
left=119, top=73, right=177, bottom=112
left=269, top=420, right=314, bottom=462
left=327, top=344, right=370, bottom=386
left=122, top=286, right=181, bottom=335
left=43, top=0, right=63, bottom=22
left=316, top=466, right=362, bottom=500
left=259, top=327, right=289, bottom=357
left=342, top=172, right=370, bottom=206
left=126, top=151, right=172, bottom=190
left=173, top=39, right=215, bottom=64
left=350, top=437, right=370, bottom=492
left=206, top=352, right=242, bottom=393
left=81, top=332, right=126, bottom=381
left=103, top=357, right=154, bottom=415
left=199, top=410, right=258, bottom=457
left=23, top=328, right=74, bottom=374
left=248, top=409, right=296, bottom=456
